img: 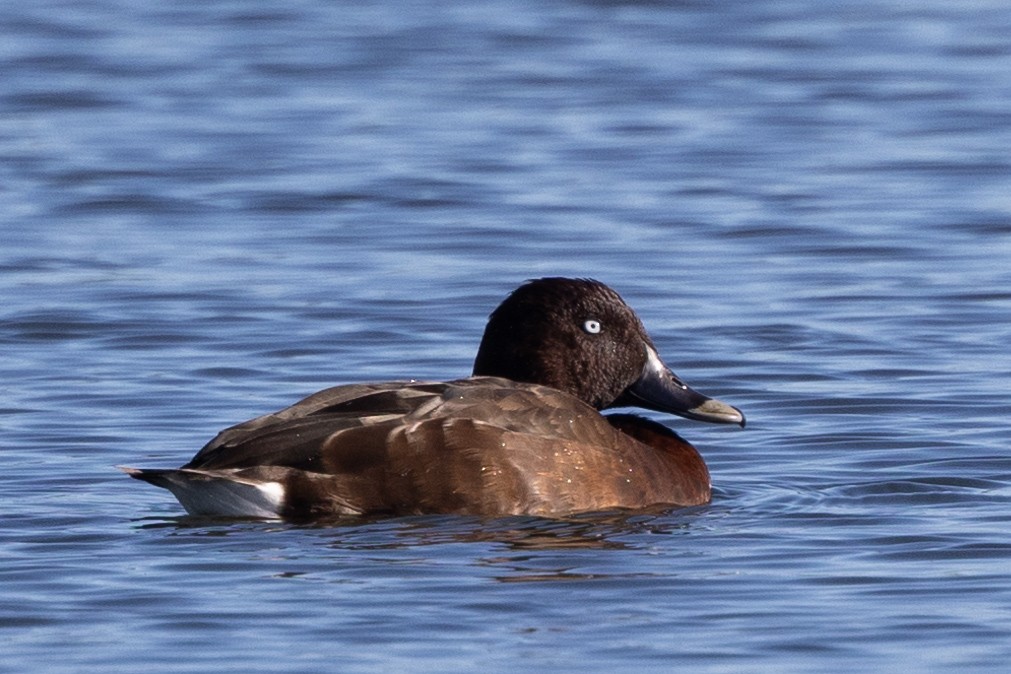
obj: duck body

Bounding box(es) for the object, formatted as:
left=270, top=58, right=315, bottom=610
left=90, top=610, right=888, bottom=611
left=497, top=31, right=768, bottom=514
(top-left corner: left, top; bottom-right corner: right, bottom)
left=125, top=377, right=711, bottom=519
left=123, top=278, right=743, bottom=519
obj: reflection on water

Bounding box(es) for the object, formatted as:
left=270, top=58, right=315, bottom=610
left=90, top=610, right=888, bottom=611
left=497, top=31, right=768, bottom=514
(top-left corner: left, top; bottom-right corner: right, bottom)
left=141, top=509, right=695, bottom=552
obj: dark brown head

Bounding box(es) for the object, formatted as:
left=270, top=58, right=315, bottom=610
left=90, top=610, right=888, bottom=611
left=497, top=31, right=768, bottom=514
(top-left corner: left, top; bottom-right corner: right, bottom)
left=473, top=278, right=744, bottom=425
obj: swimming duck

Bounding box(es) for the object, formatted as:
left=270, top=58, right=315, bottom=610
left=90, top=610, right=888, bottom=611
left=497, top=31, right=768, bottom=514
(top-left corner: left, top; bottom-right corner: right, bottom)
left=122, top=278, right=744, bottom=519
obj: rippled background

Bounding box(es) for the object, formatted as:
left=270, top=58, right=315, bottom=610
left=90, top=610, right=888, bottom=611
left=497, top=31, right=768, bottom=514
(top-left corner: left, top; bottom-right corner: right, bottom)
left=4, top=1, right=1011, bottom=671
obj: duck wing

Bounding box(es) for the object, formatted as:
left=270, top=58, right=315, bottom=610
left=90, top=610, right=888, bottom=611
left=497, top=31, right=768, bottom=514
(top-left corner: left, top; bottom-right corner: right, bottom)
left=183, top=381, right=449, bottom=470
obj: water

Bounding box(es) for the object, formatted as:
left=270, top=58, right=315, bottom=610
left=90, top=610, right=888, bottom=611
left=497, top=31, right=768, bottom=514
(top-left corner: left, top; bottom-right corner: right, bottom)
left=3, top=0, right=1011, bottom=671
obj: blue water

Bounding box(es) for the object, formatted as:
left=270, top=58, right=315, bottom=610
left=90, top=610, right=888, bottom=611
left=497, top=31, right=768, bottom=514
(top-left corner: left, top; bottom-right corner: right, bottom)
left=3, top=0, right=1011, bottom=671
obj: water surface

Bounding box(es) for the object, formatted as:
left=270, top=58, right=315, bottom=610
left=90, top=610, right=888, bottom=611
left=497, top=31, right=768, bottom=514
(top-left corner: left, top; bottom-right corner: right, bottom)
left=3, top=1, right=1011, bottom=672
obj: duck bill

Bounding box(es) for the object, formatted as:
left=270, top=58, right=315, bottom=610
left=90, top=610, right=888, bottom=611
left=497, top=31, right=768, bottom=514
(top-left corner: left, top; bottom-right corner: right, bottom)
left=616, top=345, right=745, bottom=427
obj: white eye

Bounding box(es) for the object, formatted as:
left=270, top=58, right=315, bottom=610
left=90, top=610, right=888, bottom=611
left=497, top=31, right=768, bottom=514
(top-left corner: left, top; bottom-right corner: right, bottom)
left=582, top=319, right=601, bottom=334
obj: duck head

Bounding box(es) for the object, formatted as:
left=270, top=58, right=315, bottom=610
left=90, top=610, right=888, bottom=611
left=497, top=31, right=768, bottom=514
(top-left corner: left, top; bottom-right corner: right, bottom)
left=473, top=277, right=744, bottom=426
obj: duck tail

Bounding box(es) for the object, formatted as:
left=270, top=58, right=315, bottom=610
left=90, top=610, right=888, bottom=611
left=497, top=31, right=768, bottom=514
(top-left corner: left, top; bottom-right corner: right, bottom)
left=117, top=466, right=284, bottom=519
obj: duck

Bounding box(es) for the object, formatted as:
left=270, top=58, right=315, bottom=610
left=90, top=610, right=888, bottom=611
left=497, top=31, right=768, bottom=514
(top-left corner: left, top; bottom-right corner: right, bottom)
left=121, top=277, right=744, bottom=519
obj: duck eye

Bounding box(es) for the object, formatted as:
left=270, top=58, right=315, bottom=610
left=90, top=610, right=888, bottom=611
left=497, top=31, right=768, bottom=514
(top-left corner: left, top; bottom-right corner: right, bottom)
left=582, top=319, right=602, bottom=334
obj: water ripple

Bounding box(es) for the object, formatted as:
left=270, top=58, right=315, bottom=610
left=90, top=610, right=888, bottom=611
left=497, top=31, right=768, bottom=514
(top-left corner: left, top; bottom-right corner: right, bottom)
left=4, top=0, right=1011, bottom=671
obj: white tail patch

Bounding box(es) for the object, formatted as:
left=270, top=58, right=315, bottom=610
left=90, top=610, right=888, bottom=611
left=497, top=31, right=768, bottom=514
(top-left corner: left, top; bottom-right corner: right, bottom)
left=120, top=467, right=285, bottom=519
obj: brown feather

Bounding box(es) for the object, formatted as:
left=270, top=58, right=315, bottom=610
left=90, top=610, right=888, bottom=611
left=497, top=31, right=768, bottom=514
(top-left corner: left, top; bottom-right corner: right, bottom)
left=168, top=379, right=711, bottom=518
